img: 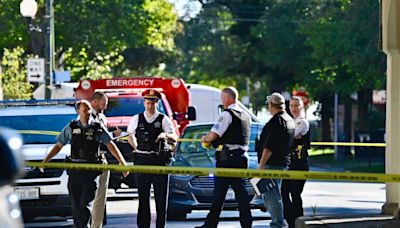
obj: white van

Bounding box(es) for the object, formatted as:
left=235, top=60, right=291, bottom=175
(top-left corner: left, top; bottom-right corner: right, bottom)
left=188, top=84, right=260, bottom=123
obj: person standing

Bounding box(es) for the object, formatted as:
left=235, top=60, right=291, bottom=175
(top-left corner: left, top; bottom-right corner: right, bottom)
left=196, top=87, right=252, bottom=228
left=127, top=89, right=177, bottom=228
left=281, top=96, right=310, bottom=228
left=257, top=92, right=295, bottom=228
left=89, top=92, right=122, bottom=228
left=40, top=100, right=128, bottom=228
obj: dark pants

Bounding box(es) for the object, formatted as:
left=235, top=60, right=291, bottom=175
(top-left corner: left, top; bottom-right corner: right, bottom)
left=281, top=179, right=306, bottom=228
left=202, top=156, right=252, bottom=228
left=135, top=155, right=169, bottom=228
left=68, top=169, right=99, bottom=228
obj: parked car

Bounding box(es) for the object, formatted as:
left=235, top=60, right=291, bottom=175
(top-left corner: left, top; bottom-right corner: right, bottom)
left=167, top=122, right=266, bottom=220
left=0, top=127, right=25, bottom=227
left=0, top=100, right=76, bottom=221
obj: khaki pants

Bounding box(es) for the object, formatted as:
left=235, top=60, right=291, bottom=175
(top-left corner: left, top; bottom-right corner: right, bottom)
left=90, top=170, right=109, bottom=228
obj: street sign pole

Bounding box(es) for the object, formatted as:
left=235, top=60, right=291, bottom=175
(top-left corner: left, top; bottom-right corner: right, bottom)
left=44, top=0, right=54, bottom=99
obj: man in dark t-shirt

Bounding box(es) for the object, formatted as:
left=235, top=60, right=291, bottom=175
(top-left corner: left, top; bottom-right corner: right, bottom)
left=257, top=92, right=294, bottom=228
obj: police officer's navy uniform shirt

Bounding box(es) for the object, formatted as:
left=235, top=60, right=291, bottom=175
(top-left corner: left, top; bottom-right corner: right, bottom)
left=127, top=111, right=174, bottom=146
left=57, top=120, right=112, bottom=146
left=211, top=103, right=250, bottom=151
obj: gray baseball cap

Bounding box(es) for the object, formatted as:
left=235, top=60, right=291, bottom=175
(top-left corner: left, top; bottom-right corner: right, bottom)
left=266, top=92, right=286, bottom=109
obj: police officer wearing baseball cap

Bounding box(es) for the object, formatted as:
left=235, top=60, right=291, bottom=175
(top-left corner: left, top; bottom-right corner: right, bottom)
left=127, top=89, right=177, bottom=228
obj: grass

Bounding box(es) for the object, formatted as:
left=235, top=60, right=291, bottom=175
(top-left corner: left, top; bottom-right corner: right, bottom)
left=308, top=151, right=385, bottom=173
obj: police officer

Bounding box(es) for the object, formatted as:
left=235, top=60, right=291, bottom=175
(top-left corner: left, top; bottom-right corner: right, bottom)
left=40, top=100, right=128, bottom=228
left=281, top=96, right=310, bottom=228
left=196, top=87, right=252, bottom=228
left=257, top=92, right=295, bottom=228
left=89, top=92, right=122, bottom=228
left=127, top=89, right=177, bottom=228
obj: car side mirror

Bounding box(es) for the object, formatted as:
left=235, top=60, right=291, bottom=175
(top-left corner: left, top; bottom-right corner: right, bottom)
left=0, top=127, right=25, bottom=187
left=187, top=106, right=196, bottom=121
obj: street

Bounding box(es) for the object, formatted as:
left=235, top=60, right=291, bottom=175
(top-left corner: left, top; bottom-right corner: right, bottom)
left=24, top=181, right=385, bottom=228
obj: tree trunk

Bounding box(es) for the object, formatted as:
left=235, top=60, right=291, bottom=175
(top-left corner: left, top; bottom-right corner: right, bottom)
left=357, top=88, right=372, bottom=131
left=343, top=98, right=353, bottom=155
left=321, top=93, right=333, bottom=142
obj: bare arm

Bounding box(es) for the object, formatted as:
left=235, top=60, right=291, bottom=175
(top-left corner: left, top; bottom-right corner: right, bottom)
left=40, top=142, right=63, bottom=172
left=258, top=148, right=272, bottom=170
left=106, top=141, right=127, bottom=165
left=106, top=141, right=129, bottom=177
left=128, top=135, right=137, bottom=151
left=201, top=131, right=219, bottom=143
left=43, top=142, right=64, bottom=163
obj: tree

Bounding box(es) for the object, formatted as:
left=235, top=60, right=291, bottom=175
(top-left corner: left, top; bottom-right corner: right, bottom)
left=0, top=47, right=33, bottom=100
left=301, top=0, right=385, bottom=142
left=0, top=0, right=179, bottom=80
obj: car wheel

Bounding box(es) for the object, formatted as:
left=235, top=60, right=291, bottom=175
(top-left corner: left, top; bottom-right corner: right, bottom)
left=166, top=209, right=187, bottom=221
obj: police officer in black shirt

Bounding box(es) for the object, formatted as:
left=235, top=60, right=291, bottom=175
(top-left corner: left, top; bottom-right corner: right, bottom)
left=127, top=89, right=177, bottom=228
left=196, top=87, right=252, bottom=228
left=282, top=96, right=310, bottom=228
left=257, top=92, right=294, bottom=228
left=40, top=100, right=128, bottom=228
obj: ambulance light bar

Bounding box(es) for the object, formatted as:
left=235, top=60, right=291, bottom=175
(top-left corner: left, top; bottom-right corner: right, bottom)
left=0, top=99, right=77, bottom=107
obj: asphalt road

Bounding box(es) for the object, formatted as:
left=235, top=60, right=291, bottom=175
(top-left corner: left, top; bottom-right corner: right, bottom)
left=24, top=181, right=385, bottom=228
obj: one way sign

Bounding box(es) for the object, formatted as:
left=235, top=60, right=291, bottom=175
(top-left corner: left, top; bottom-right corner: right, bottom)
left=27, top=58, right=45, bottom=83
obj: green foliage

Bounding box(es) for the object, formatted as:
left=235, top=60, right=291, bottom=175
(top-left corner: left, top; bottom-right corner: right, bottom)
left=0, top=0, right=179, bottom=79
left=63, top=47, right=125, bottom=81
left=0, top=47, right=33, bottom=100
left=301, top=0, right=385, bottom=97
left=0, top=0, right=27, bottom=52
left=55, top=0, right=178, bottom=54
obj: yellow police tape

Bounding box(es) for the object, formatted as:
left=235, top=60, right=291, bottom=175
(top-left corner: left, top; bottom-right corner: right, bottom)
left=18, top=130, right=386, bottom=147
left=26, top=161, right=399, bottom=183
left=18, top=130, right=59, bottom=136
left=178, top=139, right=386, bottom=147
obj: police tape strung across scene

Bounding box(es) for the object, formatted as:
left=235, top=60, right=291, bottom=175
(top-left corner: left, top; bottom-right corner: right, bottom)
left=26, top=161, right=400, bottom=183
left=16, top=130, right=386, bottom=147
left=16, top=128, right=386, bottom=151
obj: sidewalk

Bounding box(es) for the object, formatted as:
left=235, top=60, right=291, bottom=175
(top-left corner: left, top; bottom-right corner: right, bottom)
left=296, top=214, right=400, bottom=228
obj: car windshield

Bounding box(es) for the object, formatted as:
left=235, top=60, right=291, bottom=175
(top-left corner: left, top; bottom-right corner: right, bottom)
left=105, top=97, right=167, bottom=117
left=0, top=114, right=76, bottom=144
left=177, top=124, right=263, bottom=156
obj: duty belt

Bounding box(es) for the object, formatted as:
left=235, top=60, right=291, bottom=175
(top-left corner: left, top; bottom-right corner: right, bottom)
left=215, top=148, right=246, bottom=161
left=134, top=149, right=159, bottom=155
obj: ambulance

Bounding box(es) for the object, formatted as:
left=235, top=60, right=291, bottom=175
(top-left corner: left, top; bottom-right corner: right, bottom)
left=74, top=77, right=196, bottom=190
left=75, top=77, right=197, bottom=135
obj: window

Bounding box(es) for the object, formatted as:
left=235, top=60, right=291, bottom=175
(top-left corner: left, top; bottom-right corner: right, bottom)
left=0, top=114, right=76, bottom=144
left=105, top=97, right=167, bottom=117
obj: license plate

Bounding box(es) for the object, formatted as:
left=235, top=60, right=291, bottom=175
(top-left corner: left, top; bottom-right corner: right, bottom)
left=14, top=187, right=40, bottom=200
left=225, top=189, right=235, bottom=200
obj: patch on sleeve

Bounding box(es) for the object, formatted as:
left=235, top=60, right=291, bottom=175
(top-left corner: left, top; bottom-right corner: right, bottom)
left=217, top=116, right=224, bottom=122
left=213, top=123, right=220, bottom=130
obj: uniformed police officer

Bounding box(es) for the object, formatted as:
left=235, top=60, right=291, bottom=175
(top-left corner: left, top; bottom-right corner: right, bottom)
left=127, top=89, right=177, bottom=228
left=40, top=100, right=128, bottom=228
left=281, top=96, right=310, bottom=228
left=196, top=87, right=252, bottom=228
